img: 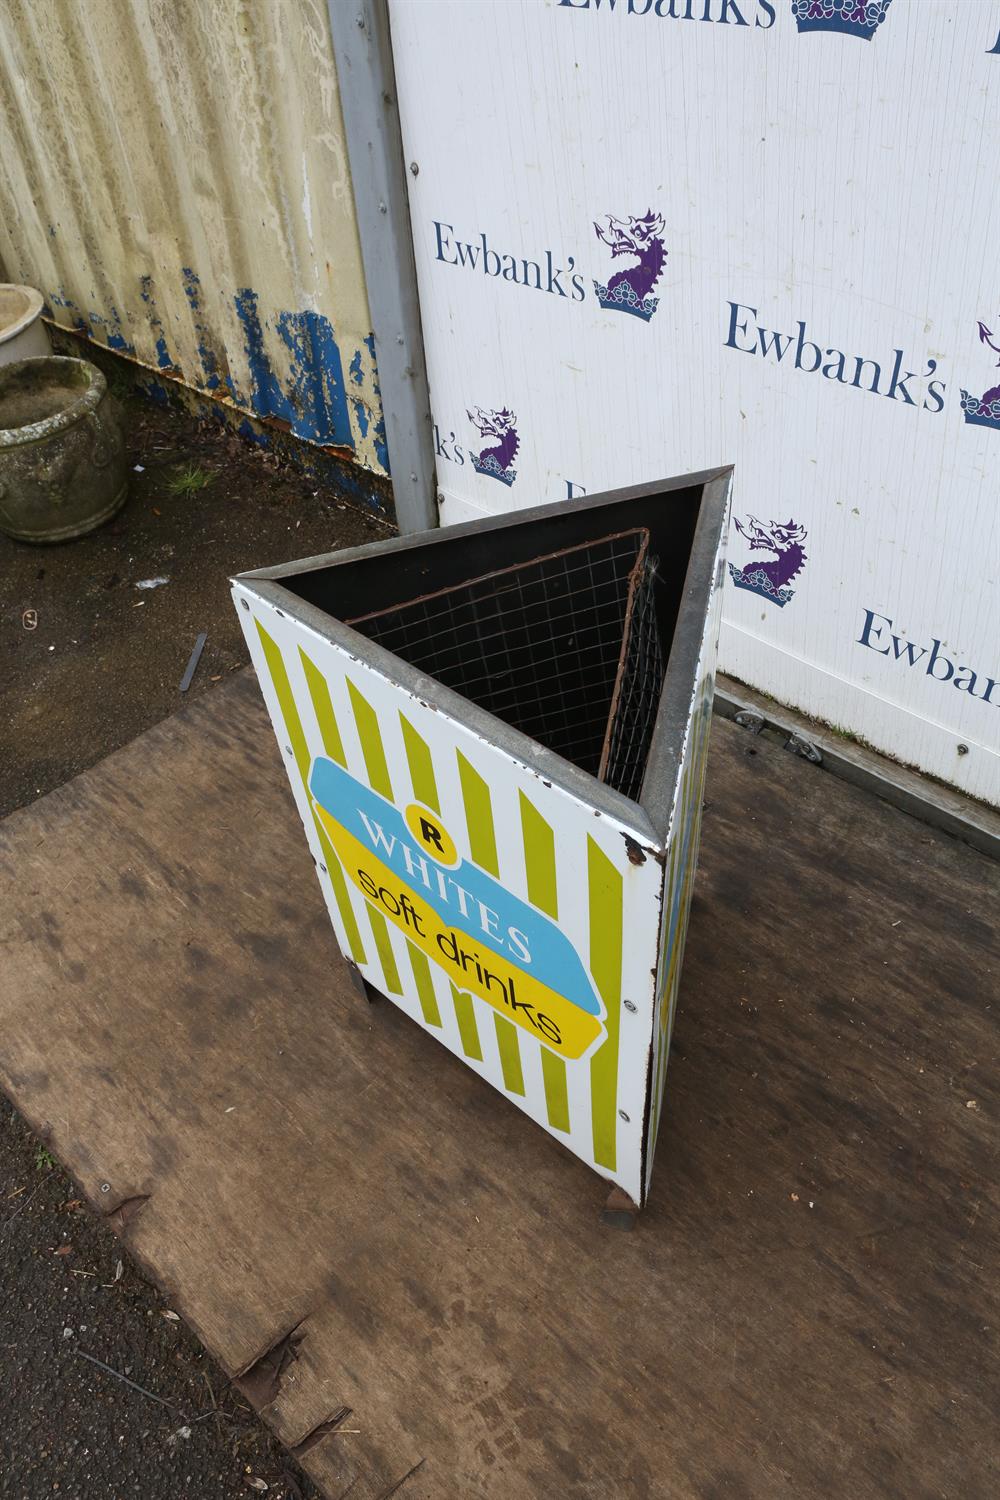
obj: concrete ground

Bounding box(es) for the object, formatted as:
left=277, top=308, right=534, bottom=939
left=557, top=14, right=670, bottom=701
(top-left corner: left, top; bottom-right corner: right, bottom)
left=0, top=388, right=389, bottom=1497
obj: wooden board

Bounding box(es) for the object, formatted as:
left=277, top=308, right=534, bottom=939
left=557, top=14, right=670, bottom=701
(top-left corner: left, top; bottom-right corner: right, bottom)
left=1, top=672, right=997, bottom=1500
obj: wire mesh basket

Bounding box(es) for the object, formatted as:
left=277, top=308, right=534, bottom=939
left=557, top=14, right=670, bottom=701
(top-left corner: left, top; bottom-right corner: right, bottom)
left=347, top=529, right=664, bottom=801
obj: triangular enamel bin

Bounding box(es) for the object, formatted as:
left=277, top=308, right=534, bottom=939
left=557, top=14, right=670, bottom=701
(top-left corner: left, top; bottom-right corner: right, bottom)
left=232, top=468, right=732, bottom=1208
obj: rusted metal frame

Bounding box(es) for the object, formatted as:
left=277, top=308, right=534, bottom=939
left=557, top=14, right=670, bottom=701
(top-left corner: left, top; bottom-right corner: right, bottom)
left=597, top=529, right=652, bottom=784
left=348, top=527, right=653, bottom=792
left=235, top=468, right=735, bottom=847
left=344, top=527, right=646, bottom=625
left=239, top=577, right=662, bottom=847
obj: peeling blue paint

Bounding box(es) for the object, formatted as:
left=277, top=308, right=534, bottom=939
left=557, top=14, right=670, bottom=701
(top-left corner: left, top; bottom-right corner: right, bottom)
left=372, top=421, right=389, bottom=473
left=350, top=397, right=370, bottom=438
left=49, top=297, right=85, bottom=336
left=348, top=336, right=388, bottom=462
left=233, top=290, right=352, bottom=449
left=237, top=417, right=270, bottom=448
left=97, top=307, right=135, bottom=355
left=181, top=267, right=222, bottom=390
left=277, top=308, right=351, bottom=446
left=233, top=287, right=285, bottom=424
left=42, top=272, right=391, bottom=487
left=364, top=331, right=390, bottom=473
left=138, top=378, right=171, bottom=407
left=49, top=290, right=137, bottom=356
left=47, top=288, right=128, bottom=351
left=139, top=275, right=177, bottom=370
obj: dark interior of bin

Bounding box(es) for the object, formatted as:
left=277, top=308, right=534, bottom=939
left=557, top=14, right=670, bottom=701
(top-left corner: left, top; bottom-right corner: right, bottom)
left=278, top=485, right=703, bottom=802
left=346, top=529, right=661, bottom=799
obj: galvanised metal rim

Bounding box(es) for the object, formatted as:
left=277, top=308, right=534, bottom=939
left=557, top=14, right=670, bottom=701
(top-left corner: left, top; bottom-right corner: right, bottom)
left=0, top=356, right=106, bottom=448
left=234, top=466, right=734, bottom=854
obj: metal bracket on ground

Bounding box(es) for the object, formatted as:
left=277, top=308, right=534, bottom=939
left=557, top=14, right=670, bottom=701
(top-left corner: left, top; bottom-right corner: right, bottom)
left=716, top=678, right=1000, bottom=863
left=734, top=708, right=764, bottom=736
left=785, top=732, right=822, bottom=766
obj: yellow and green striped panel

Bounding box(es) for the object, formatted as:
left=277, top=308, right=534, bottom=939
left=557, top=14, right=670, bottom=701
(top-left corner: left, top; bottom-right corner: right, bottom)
left=588, top=836, right=624, bottom=1171
left=400, top=712, right=440, bottom=812
left=520, top=790, right=570, bottom=1133
left=347, top=678, right=393, bottom=800
left=255, top=638, right=622, bottom=1148
left=300, top=647, right=346, bottom=766
left=408, top=943, right=442, bottom=1029
left=366, top=906, right=403, bottom=994
left=312, top=810, right=367, bottom=966
left=396, top=715, right=445, bottom=1027
left=255, top=622, right=366, bottom=965
left=494, top=1015, right=526, bottom=1095
left=450, top=982, right=483, bottom=1061
left=457, top=751, right=499, bottom=875
left=339, top=678, right=411, bottom=999
left=455, top=749, right=522, bottom=1080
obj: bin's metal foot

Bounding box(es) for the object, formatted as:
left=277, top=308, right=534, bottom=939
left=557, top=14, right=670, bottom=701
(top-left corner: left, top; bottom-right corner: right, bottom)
left=601, top=1186, right=640, bottom=1231
left=345, top=961, right=384, bottom=1005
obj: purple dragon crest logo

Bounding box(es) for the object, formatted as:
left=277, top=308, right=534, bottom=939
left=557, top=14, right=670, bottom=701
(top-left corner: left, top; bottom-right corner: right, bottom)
left=467, top=405, right=519, bottom=486
left=728, top=515, right=808, bottom=609
left=791, top=0, right=893, bottom=40
left=960, top=319, right=1000, bottom=431
left=593, top=210, right=666, bottom=323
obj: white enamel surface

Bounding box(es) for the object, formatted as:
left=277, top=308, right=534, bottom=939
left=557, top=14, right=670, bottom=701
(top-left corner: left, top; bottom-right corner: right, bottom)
left=390, top=0, right=1000, bottom=806
left=235, top=584, right=667, bottom=1203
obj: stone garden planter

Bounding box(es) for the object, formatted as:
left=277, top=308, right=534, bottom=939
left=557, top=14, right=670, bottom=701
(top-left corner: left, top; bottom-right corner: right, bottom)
left=0, top=285, right=50, bottom=366
left=0, top=357, right=127, bottom=543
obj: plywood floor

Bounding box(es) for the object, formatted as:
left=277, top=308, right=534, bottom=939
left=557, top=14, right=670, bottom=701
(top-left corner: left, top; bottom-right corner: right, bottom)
left=1, top=672, right=996, bottom=1500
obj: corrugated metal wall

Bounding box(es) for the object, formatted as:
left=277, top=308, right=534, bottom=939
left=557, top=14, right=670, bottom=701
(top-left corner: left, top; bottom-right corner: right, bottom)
left=0, top=0, right=388, bottom=479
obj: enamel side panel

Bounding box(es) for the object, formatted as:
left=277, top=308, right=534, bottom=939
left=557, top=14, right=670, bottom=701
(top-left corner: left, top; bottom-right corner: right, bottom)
left=645, top=536, right=727, bottom=1196
left=234, top=585, right=664, bottom=1205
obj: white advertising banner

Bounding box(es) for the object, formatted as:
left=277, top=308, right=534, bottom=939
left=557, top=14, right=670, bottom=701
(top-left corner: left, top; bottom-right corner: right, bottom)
left=388, top=0, right=1000, bottom=806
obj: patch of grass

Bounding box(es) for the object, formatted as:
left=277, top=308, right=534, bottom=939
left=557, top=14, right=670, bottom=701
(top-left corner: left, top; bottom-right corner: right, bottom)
left=34, top=1146, right=56, bottom=1172
left=165, top=463, right=216, bottom=496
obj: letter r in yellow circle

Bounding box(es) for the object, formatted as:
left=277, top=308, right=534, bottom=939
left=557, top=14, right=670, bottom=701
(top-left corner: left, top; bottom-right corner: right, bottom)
left=405, top=804, right=458, bottom=866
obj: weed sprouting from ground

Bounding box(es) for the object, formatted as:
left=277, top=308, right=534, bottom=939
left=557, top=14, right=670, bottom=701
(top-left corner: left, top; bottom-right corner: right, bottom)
left=34, top=1145, right=56, bottom=1171
left=166, top=463, right=216, bottom=496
